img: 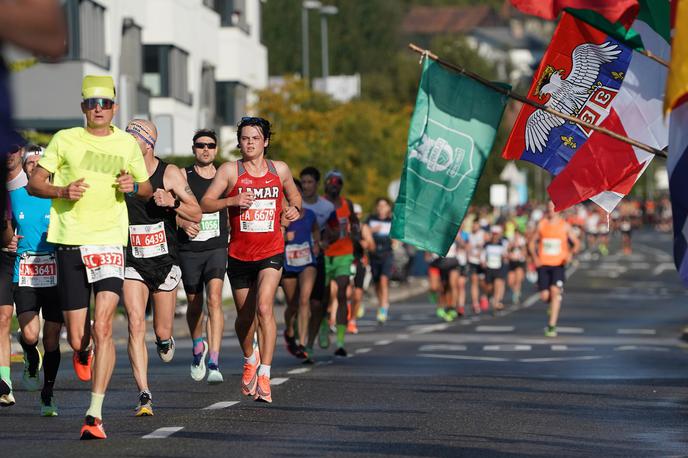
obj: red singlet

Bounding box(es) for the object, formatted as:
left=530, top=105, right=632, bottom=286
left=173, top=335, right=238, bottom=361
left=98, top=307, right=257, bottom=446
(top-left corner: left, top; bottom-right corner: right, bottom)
left=227, top=159, right=284, bottom=261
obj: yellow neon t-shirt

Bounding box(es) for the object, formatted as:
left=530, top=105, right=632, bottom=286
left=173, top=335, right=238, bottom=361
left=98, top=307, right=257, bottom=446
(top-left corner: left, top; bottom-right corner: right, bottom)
left=39, top=126, right=149, bottom=246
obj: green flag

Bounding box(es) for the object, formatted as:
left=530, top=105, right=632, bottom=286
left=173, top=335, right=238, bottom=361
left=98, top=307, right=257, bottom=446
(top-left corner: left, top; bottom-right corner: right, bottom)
left=391, top=58, right=509, bottom=256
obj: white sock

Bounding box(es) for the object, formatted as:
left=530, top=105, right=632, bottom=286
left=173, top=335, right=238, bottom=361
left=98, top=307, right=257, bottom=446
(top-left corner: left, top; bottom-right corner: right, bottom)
left=258, top=364, right=271, bottom=378
left=245, top=350, right=257, bottom=365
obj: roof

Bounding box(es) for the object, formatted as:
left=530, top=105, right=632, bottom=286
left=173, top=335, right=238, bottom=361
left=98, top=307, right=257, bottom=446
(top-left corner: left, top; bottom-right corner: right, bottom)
left=402, top=5, right=503, bottom=35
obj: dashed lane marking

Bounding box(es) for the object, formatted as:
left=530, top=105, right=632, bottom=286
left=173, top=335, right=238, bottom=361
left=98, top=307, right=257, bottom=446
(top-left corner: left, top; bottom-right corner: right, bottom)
left=551, top=345, right=568, bottom=351
left=355, top=348, right=372, bottom=354
left=483, top=344, right=531, bottom=351
left=287, top=368, right=311, bottom=375
left=617, top=329, right=656, bottom=335
left=418, top=353, right=509, bottom=362
left=408, top=323, right=449, bottom=334
left=556, top=327, right=584, bottom=334
left=476, top=326, right=515, bottom=333
left=142, top=427, right=184, bottom=439
left=271, top=377, right=289, bottom=386
left=615, top=345, right=670, bottom=352
left=375, top=340, right=393, bottom=346
left=519, top=355, right=605, bottom=363
left=418, top=344, right=467, bottom=352
left=203, top=401, right=240, bottom=410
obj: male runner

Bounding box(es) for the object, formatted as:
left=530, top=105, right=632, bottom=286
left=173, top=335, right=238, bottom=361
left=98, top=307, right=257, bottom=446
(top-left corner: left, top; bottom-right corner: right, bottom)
left=28, top=75, right=151, bottom=439
left=529, top=201, right=580, bottom=337
left=123, top=119, right=201, bottom=416
left=467, top=220, right=488, bottom=314
left=201, top=116, right=300, bottom=403
left=179, top=129, right=228, bottom=383
left=365, top=198, right=394, bottom=324
left=8, top=147, right=63, bottom=415
left=482, top=225, right=508, bottom=313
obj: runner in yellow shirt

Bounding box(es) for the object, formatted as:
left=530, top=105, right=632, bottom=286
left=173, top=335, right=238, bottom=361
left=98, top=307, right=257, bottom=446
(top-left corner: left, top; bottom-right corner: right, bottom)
left=28, top=75, right=152, bottom=439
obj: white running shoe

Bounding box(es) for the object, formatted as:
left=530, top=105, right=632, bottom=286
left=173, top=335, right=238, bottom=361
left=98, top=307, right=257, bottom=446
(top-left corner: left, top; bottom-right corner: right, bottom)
left=156, top=336, right=175, bottom=363
left=207, top=366, right=224, bottom=385
left=190, top=341, right=208, bottom=382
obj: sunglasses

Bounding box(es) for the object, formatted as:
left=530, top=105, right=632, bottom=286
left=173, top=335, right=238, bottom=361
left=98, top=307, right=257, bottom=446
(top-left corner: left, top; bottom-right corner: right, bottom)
left=241, top=116, right=262, bottom=122
left=83, top=98, right=114, bottom=110
left=194, top=142, right=217, bottom=149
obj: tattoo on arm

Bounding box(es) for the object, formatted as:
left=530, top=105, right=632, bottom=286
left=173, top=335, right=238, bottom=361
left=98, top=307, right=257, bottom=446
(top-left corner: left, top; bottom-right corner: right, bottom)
left=184, top=185, right=195, bottom=198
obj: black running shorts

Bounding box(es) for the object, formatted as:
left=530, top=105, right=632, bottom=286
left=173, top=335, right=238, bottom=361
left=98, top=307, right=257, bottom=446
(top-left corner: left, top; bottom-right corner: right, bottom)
left=227, top=253, right=284, bottom=290
left=485, top=266, right=508, bottom=283
left=310, top=254, right=326, bottom=302
left=0, top=251, right=15, bottom=305
left=537, top=265, right=566, bottom=291
left=14, top=285, right=62, bottom=322
left=180, top=247, right=228, bottom=294
left=57, top=246, right=124, bottom=311
left=353, top=259, right=366, bottom=289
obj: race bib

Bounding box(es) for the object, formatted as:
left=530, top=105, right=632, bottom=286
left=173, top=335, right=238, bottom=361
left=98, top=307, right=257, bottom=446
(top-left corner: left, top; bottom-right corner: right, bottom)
left=486, top=253, right=502, bottom=269
left=129, top=221, right=168, bottom=258
left=240, top=199, right=276, bottom=233
left=456, top=251, right=467, bottom=266
left=19, top=253, right=57, bottom=288
left=194, top=212, right=221, bottom=242
left=285, top=242, right=313, bottom=267
left=79, top=245, right=124, bottom=283
left=542, top=238, right=562, bottom=256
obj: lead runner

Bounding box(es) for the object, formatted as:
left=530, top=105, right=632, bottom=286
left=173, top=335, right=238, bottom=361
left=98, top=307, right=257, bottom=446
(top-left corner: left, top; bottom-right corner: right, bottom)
left=201, top=117, right=301, bottom=403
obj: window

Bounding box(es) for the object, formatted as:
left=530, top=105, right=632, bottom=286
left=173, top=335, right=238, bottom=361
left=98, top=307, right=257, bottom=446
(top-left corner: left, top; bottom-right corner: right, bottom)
left=64, top=0, right=109, bottom=68
left=214, top=0, right=249, bottom=33
left=199, top=63, right=217, bottom=128
left=216, top=81, right=247, bottom=126
left=142, top=45, right=192, bottom=105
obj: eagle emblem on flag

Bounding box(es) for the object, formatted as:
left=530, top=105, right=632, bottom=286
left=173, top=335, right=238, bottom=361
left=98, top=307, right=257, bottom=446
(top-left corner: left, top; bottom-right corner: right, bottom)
left=525, top=42, right=621, bottom=153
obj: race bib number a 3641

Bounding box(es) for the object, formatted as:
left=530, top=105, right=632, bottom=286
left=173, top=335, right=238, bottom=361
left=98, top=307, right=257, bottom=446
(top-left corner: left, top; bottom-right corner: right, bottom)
left=240, top=199, right=276, bottom=233
left=129, top=221, right=168, bottom=258
left=19, top=253, right=57, bottom=288
left=79, top=245, right=124, bottom=283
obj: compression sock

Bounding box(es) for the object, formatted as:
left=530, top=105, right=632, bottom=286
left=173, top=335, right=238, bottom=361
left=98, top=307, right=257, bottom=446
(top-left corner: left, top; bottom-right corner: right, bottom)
left=86, top=392, right=105, bottom=419
left=336, top=324, right=346, bottom=348
left=192, top=337, right=204, bottom=356
left=208, top=351, right=219, bottom=367
left=42, top=347, right=61, bottom=394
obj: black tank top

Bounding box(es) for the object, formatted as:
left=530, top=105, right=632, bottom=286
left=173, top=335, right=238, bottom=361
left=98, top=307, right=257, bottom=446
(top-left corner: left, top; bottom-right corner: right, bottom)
left=125, top=158, right=178, bottom=267
left=178, top=165, right=228, bottom=252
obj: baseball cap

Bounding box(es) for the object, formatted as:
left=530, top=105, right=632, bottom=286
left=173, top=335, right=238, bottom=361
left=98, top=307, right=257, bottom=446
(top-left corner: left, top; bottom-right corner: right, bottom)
left=325, top=169, right=344, bottom=185
left=82, top=75, right=116, bottom=100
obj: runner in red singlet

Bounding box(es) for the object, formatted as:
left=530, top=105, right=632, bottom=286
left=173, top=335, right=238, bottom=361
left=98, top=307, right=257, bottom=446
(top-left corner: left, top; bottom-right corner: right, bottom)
left=201, top=117, right=301, bottom=403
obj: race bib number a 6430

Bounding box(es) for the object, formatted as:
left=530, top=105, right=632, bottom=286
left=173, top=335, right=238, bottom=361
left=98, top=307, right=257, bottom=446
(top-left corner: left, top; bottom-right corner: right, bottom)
left=19, top=253, right=57, bottom=288
left=79, top=245, right=124, bottom=283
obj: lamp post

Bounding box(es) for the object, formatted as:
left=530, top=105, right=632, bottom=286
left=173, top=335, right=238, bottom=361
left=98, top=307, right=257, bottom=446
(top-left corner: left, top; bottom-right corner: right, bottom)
left=319, top=5, right=338, bottom=91
left=302, top=0, right=322, bottom=82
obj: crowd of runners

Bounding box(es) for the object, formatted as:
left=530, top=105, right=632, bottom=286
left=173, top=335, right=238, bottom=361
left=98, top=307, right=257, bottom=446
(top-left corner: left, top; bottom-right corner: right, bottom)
left=0, top=74, right=666, bottom=440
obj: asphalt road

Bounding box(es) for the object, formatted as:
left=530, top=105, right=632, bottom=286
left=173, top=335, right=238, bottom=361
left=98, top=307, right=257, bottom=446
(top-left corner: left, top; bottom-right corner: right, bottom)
left=1, top=230, right=688, bottom=457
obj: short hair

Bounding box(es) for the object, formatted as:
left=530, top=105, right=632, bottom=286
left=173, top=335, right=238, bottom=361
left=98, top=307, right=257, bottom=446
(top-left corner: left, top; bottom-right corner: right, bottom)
left=193, top=128, right=217, bottom=144
left=375, top=197, right=391, bottom=206
left=236, top=117, right=271, bottom=147
left=300, top=166, right=321, bottom=182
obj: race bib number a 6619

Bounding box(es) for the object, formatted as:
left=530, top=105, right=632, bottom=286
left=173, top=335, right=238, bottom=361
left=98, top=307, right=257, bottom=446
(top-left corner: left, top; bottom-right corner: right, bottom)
left=240, top=199, right=276, bottom=233
left=19, top=253, right=57, bottom=288
left=129, top=221, right=168, bottom=258
left=79, top=245, right=124, bottom=283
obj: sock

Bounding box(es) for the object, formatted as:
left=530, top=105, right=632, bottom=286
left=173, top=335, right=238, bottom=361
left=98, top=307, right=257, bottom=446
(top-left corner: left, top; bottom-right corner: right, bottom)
left=86, top=392, right=105, bottom=419
left=208, top=351, right=219, bottom=367
left=0, top=366, right=11, bottom=390
left=19, top=336, right=40, bottom=370
left=336, top=324, right=346, bottom=348
left=258, top=364, right=271, bottom=378
left=245, top=350, right=257, bottom=365
left=192, top=337, right=204, bottom=356
left=156, top=338, right=171, bottom=348
left=42, top=348, right=61, bottom=394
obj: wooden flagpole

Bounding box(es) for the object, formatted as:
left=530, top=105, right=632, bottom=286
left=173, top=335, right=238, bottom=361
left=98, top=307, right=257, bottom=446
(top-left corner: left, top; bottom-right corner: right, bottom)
left=409, top=43, right=667, bottom=159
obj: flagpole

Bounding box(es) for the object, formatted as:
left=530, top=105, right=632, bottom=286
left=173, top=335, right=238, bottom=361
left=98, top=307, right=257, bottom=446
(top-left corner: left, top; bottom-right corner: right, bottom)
left=409, top=43, right=668, bottom=159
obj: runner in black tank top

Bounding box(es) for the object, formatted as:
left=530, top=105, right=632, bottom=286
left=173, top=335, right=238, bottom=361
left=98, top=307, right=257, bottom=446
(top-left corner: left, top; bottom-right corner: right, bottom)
left=122, top=119, right=201, bottom=417
left=178, top=129, right=228, bottom=384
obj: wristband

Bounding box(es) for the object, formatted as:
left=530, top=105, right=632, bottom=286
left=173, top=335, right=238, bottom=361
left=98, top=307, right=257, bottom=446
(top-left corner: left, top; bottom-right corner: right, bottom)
left=126, top=182, right=139, bottom=197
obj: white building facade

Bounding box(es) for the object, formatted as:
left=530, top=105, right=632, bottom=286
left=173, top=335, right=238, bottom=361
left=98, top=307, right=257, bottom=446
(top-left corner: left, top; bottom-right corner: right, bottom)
left=10, top=0, right=267, bottom=155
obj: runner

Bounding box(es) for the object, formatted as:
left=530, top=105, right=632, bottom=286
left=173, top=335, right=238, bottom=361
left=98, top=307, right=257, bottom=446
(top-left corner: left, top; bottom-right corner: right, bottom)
left=364, top=198, right=394, bottom=324
left=201, top=116, right=301, bottom=403
left=27, top=75, right=152, bottom=439
left=178, top=129, right=229, bottom=383
left=467, top=220, right=488, bottom=314
left=507, top=227, right=527, bottom=305
left=350, top=203, right=370, bottom=333
left=620, top=215, right=633, bottom=255
left=321, top=170, right=360, bottom=356
left=529, top=201, right=580, bottom=337
left=300, top=166, right=335, bottom=362
left=281, top=179, right=319, bottom=358
left=8, top=147, right=63, bottom=415
left=482, top=225, right=509, bottom=313
left=123, top=119, right=201, bottom=416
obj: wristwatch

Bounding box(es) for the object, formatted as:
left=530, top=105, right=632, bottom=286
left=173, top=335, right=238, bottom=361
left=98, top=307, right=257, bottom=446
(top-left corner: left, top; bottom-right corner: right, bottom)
left=173, top=198, right=181, bottom=209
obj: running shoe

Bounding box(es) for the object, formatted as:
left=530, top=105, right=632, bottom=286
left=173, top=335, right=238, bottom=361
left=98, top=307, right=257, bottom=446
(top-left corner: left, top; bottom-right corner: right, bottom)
left=156, top=336, right=175, bottom=363
left=318, top=319, right=330, bottom=349
left=207, top=364, right=224, bottom=384
left=135, top=391, right=153, bottom=417
left=80, top=415, right=107, bottom=440
left=302, top=347, right=314, bottom=364
left=190, top=340, right=208, bottom=382
left=241, top=350, right=260, bottom=396
left=0, top=380, right=14, bottom=407
left=283, top=331, right=301, bottom=358
left=444, top=308, right=457, bottom=322
left=347, top=319, right=359, bottom=335
left=376, top=307, right=388, bottom=324
left=40, top=392, right=58, bottom=417
left=544, top=325, right=558, bottom=337
left=254, top=375, right=272, bottom=403
left=479, top=296, right=489, bottom=312
left=472, top=303, right=481, bottom=315
left=72, top=348, right=92, bottom=382
left=456, top=305, right=465, bottom=317
left=22, top=348, right=42, bottom=392
left=436, top=308, right=448, bottom=320
left=356, top=304, right=365, bottom=319
left=334, top=347, right=348, bottom=357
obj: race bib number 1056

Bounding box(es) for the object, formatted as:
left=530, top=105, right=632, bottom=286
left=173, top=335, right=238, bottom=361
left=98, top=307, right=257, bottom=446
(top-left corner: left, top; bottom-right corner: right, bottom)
left=79, top=245, right=124, bottom=283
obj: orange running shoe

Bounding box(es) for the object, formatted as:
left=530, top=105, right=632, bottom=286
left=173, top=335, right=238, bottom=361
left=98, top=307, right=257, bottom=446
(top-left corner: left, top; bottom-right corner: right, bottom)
left=241, top=349, right=260, bottom=396
left=347, top=319, right=359, bottom=335
left=72, top=349, right=92, bottom=382
left=80, top=415, right=107, bottom=440
left=254, top=375, right=272, bottom=403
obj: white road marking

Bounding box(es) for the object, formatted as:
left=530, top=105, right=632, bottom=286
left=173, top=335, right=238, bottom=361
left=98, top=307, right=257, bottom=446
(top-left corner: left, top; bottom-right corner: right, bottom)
left=408, top=323, right=449, bottom=334
left=617, top=329, right=656, bottom=335
left=551, top=345, right=568, bottom=351
left=519, top=355, right=605, bottom=363
left=287, top=367, right=311, bottom=375
left=375, top=340, right=393, bottom=346
left=476, top=326, right=515, bottom=333
left=629, top=262, right=651, bottom=269
left=556, top=327, right=584, bottom=334
left=653, top=262, right=675, bottom=276
left=142, top=427, right=184, bottom=439
left=551, top=345, right=596, bottom=351
left=355, top=347, right=372, bottom=354
left=396, top=334, right=410, bottom=340
left=418, top=344, right=467, bottom=352
left=418, top=353, right=509, bottom=362
left=203, top=401, right=239, bottom=410
left=271, top=377, right=289, bottom=386
left=483, top=344, right=531, bottom=351
left=615, top=345, right=670, bottom=352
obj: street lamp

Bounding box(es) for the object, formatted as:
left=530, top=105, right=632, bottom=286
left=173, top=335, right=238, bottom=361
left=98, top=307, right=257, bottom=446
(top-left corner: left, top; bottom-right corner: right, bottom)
left=302, top=0, right=322, bottom=82
left=319, top=5, right=338, bottom=90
